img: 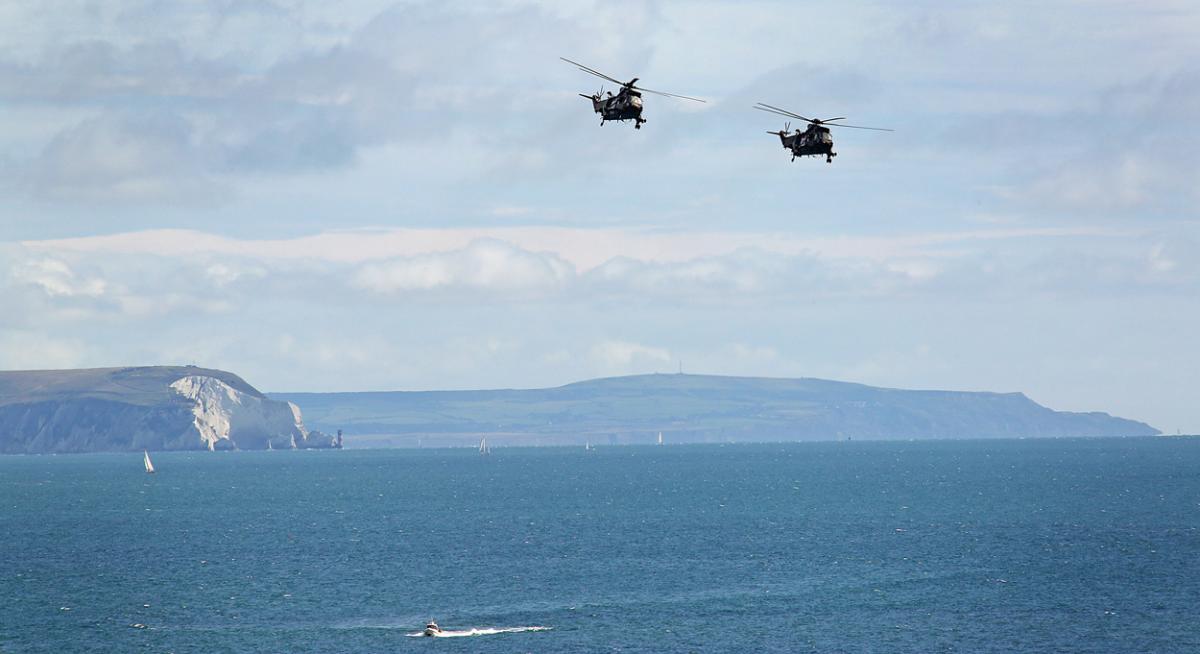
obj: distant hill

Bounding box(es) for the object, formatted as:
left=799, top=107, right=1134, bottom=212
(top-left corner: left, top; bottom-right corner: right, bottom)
left=0, top=366, right=338, bottom=454
left=272, top=373, right=1159, bottom=447
left=0, top=366, right=259, bottom=407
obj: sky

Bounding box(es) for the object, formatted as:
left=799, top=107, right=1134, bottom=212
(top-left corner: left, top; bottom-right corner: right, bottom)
left=1, top=0, right=1197, bottom=432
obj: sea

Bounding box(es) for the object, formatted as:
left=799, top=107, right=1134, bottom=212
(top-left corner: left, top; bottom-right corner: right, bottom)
left=1, top=438, right=1198, bottom=653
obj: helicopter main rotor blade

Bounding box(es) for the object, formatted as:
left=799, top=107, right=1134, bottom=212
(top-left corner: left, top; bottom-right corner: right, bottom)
left=559, top=57, right=623, bottom=86
left=754, top=104, right=892, bottom=131
left=753, top=103, right=813, bottom=122
left=634, top=86, right=706, bottom=103
left=823, top=122, right=894, bottom=131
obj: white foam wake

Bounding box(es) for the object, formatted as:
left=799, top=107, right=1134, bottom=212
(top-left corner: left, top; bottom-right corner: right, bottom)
left=406, top=626, right=551, bottom=638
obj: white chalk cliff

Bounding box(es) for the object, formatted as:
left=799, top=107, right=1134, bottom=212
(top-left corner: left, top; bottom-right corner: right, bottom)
left=170, top=375, right=307, bottom=450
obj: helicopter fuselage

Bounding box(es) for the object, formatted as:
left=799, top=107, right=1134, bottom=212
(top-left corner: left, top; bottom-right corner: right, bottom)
left=583, top=89, right=645, bottom=128
left=779, top=126, right=836, bottom=162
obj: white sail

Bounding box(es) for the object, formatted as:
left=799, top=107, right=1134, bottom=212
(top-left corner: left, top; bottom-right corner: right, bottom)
left=479, top=437, right=490, bottom=455
left=143, top=450, right=155, bottom=474
left=657, top=431, right=663, bottom=446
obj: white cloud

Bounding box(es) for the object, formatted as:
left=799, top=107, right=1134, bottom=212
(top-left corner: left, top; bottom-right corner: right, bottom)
left=730, top=343, right=779, bottom=363
left=885, top=259, right=943, bottom=282
left=836, top=343, right=951, bottom=390
left=588, top=253, right=768, bottom=295
left=11, top=224, right=1197, bottom=316
left=10, top=257, right=106, bottom=297
left=27, top=113, right=225, bottom=204
left=1018, top=155, right=1155, bottom=212
left=0, top=1, right=670, bottom=204
left=22, top=225, right=1122, bottom=267
left=352, top=239, right=574, bottom=294
left=0, top=330, right=86, bottom=370
left=1147, top=242, right=1178, bottom=274
left=591, top=340, right=672, bottom=372
left=204, top=262, right=266, bottom=287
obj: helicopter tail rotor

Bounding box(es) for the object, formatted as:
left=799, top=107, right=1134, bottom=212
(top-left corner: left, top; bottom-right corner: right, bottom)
left=764, top=122, right=790, bottom=136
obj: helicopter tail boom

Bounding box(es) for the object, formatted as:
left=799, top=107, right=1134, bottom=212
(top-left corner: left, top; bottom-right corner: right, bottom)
left=579, top=93, right=602, bottom=113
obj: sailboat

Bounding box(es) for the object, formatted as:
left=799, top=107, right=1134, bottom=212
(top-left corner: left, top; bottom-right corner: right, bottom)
left=143, top=450, right=155, bottom=474
left=479, top=437, right=491, bottom=455
left=657, top=431, right=664, bottom=446
left=585, top=440, right=593, bottom=452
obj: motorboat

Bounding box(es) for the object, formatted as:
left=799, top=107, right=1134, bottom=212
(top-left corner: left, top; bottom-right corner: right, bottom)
left=423, top=621, right=442, bottom=637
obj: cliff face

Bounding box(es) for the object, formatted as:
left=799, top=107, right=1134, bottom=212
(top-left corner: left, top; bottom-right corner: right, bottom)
left=168, top=375, right=309, bottom=451
left=0, top=366, right=331, bottom=453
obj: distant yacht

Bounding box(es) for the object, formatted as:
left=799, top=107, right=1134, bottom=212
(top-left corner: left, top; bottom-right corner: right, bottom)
left=585, top=440, right=593, bottom=451
left=479, top=437, right=491, bottom=455
left=657, top=431, right=663, bottom=446
left=143, top=450, right=155, bottom=474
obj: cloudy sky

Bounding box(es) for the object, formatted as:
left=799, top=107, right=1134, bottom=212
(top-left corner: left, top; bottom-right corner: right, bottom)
left=1, top=0, right=1197, bottom=431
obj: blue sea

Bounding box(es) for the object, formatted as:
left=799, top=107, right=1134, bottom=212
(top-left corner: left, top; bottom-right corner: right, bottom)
left=2, top=438, right=1198, bottom=653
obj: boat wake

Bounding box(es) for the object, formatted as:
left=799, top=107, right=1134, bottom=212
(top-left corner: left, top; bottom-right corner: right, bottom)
left=406, top=626, right=551, bottom=638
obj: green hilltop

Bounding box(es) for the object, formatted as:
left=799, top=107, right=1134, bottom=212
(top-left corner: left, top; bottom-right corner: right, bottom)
left=0, top=366, right=261, bottom=408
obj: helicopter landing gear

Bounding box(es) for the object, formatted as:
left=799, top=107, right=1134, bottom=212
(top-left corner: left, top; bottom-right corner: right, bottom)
left=826, top=152, right=837, bottom=164
left=635, top=117, right=645, bottom=130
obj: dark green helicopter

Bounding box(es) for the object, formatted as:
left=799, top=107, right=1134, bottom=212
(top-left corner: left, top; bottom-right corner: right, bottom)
left=561, top=57, right=705, bottom=129
left=754, top=102, right=892, bottom=163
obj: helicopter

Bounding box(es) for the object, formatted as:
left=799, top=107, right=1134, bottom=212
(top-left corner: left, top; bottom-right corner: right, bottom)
left=560, top=57, right=705, bottom=129
left=753, top=103, right=892, bottom=163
